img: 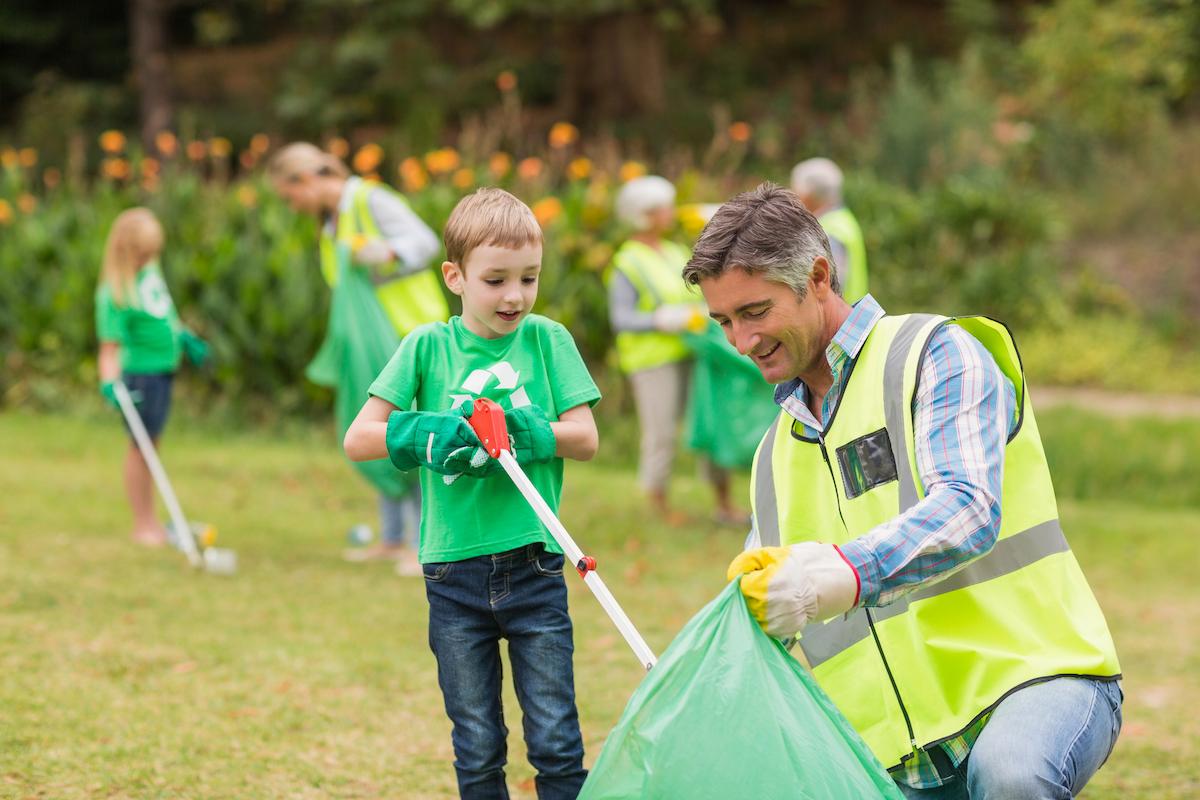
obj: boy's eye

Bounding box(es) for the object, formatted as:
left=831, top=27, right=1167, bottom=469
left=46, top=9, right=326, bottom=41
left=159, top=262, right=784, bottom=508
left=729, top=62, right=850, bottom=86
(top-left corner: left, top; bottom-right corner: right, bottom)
left=485, top=278, right=504, bottom=286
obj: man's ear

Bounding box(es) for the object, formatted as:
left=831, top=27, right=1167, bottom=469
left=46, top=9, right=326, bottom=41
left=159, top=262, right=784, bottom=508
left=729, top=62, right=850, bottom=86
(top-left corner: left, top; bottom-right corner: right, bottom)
left=809, top=255, right=833, bottom=298
left=441, top=260, right=464, bottom=296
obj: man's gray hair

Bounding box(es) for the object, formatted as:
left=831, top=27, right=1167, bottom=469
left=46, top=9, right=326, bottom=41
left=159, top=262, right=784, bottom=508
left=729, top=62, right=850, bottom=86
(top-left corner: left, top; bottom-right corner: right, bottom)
left=790, top=157, right=843, bottom=206
left=682, top=182, right=839, bottom=297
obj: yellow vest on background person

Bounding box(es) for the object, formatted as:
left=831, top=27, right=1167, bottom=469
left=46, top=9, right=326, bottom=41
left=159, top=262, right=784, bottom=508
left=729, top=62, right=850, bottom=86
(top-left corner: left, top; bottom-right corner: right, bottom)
left=749, top=313, right=1120, bottom=770
left=606, top=239, right=698, bottom=374
left=819, top=207, right=868, bottom=304
left=319, top=180, right=448, bottom=336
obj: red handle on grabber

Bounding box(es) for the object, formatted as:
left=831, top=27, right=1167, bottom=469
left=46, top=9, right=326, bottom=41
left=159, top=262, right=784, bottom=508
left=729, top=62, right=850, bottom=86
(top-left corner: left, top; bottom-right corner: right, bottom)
left=467, top=398, right=511, bottom=457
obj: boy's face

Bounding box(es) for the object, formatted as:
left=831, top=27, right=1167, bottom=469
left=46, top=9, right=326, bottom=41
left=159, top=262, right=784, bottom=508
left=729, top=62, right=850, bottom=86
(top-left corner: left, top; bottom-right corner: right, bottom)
left=442, top=242, right=542, bottom=339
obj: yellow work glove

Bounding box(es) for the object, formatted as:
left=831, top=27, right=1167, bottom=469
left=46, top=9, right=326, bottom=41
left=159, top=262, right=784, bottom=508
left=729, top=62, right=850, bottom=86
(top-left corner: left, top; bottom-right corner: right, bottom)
left=727, top=543, right=860, bottom=637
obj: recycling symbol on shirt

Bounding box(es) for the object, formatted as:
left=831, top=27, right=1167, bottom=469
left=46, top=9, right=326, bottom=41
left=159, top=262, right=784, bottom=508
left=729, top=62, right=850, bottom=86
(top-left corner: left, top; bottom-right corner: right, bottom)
left=449, top=361, right=532, bottom=411
left=139, top=271, right=173, bottom=319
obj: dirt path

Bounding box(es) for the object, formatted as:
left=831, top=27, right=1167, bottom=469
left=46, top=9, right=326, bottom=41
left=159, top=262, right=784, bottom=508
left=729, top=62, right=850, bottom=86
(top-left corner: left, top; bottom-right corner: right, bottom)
left=1033, top=386, right=1200, bottom=419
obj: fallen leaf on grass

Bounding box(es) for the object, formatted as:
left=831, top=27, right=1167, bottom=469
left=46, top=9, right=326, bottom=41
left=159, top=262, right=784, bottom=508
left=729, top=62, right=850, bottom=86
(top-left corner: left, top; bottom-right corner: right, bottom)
left=171, top=661, right=197, bottom=674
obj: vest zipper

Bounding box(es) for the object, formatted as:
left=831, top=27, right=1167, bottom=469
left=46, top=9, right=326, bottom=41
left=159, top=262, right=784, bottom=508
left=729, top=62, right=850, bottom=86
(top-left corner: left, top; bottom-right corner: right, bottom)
left=819, top=432, right=921, bottom=758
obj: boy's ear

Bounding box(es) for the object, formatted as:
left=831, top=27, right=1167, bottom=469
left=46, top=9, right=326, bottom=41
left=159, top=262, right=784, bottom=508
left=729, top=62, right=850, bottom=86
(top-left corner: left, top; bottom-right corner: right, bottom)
left=441, top=260, right=465, bottom=296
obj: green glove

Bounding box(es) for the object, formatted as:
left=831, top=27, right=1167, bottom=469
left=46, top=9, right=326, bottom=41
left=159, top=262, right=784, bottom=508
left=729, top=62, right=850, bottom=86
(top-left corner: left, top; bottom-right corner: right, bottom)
left=386, top=407, right=480, bottom=474
left=179, top=329, right=211, bottom=368
left=506, top=404, right=557, bottom=465
left=100, top=380, right=141, bottom=410
left=441, top=445, right=500, bottom=485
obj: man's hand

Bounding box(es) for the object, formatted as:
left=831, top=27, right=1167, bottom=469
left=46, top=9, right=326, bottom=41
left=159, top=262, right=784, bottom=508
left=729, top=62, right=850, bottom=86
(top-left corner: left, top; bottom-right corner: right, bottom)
left=353, top=238, right=395, bottom=266
left=386, top=407, right=481, bottom=474
left=652, top=304, right=698, bottom=333
left=727, top=542, right=860, bottom=637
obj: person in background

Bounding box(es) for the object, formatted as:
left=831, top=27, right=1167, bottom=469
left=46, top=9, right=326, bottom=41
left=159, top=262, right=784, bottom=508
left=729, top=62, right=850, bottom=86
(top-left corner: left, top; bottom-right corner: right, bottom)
left=268, top=142, right=448, bottom=575
left=606, top=176, right=741, bottom=525
left=791, top=157, right=869, bottom=304
left=95, top=207, right=210, bottom=546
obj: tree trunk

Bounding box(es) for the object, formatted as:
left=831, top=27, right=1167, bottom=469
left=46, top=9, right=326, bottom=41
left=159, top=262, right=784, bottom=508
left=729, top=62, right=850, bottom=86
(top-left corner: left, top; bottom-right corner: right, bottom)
left=559, top=11, right=666, bottom=124
left=130, top=0, right=172, bottom=152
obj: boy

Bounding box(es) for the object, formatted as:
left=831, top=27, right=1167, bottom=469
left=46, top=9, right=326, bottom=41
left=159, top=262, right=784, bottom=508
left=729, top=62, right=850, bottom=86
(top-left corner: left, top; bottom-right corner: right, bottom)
left=344, top=188, right=600, bottom=800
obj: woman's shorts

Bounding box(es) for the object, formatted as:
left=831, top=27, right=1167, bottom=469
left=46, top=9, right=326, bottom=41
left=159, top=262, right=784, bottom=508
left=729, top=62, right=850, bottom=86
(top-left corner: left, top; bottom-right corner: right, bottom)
left=122, top=372, right=175, bottom=439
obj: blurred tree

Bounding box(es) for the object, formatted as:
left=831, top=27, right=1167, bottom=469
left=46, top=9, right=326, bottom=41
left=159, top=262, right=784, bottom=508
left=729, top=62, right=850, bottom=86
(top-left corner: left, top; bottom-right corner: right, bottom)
left=131, top=0, right=173, bottom=152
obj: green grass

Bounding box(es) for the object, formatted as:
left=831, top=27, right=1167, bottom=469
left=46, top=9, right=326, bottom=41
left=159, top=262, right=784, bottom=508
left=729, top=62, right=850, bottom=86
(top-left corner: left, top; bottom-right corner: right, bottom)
left=0, top=408, right=1197, bottom=798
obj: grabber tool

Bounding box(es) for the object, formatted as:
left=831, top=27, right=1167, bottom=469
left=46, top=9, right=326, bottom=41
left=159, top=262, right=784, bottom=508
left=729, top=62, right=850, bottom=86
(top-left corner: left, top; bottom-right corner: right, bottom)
left=468, top=398, right=656, bottom=671
left=113, top=381, right=237, bottom=575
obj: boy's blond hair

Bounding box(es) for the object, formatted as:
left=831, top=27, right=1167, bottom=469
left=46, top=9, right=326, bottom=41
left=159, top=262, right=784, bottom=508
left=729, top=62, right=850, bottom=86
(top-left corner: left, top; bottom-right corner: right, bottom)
left=101, top=207, right=165, bottom=306
left=443, top=188, right=542, bottom=267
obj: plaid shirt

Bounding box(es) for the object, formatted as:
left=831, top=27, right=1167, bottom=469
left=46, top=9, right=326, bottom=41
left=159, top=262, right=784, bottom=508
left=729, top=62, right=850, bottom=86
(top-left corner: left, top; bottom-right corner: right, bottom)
left=775, top=295, right=1016, bottom=788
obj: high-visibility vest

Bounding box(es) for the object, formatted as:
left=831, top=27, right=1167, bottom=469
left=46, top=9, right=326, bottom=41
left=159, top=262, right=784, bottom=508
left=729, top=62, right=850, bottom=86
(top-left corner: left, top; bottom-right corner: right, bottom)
left=319, top=180, right=448, bottom=336
left=749, top=313, right=1120, bottom=770
left=819, top=207, right=868, bottom=304
left=606, top=239, right=696, bottom=374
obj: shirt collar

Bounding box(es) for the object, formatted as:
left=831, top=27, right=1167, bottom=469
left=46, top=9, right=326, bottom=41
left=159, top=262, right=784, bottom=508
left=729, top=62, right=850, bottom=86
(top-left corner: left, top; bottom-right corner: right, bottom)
left=772, top=294, right=886, bottom=407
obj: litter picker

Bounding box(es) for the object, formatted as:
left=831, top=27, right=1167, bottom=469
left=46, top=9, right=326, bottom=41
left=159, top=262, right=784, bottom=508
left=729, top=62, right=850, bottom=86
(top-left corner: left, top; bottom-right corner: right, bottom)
left=467, top=398, right=656, bottom=671
left=113, top=381, right=236, bottom=575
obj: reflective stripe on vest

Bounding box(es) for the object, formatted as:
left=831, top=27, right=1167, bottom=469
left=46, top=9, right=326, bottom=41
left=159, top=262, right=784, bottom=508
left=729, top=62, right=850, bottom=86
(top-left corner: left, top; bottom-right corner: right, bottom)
left=608, top=240, right=694, bottom=373
left=819, top=207, right=868, bottom=304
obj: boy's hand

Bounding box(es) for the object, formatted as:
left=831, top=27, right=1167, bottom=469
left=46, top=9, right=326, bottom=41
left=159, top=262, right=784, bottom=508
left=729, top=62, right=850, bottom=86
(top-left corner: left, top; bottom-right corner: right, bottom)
left=179, top=329, right=211, bottom=368
left=506, top=405, right=556, bottom=465
left=440, top=445, right=500, bottom=485
left=386, top=407, right=481, bottom=474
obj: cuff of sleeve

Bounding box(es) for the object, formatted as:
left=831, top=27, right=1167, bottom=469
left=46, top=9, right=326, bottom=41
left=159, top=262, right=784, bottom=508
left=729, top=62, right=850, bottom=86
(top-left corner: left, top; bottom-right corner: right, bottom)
left=837, top=540, right=879, bottom=607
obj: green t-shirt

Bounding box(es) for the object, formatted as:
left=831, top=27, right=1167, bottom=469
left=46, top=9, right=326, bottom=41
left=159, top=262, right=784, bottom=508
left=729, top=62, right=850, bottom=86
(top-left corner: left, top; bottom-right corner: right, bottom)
left=369, top=314, right=601, bottom=563
left=94, top=261, right=183, bottom=374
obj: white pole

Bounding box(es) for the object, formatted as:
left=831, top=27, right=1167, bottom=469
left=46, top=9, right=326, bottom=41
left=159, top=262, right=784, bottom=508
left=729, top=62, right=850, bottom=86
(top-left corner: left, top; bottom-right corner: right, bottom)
left=497, top=450, right=657, bottom=671
left=113, top=381, right=203, bottom=568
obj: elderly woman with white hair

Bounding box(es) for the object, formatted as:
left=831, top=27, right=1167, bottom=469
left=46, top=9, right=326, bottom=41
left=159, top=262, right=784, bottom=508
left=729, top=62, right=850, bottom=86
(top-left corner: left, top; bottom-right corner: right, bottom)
left=790, top=157, right=869, bottom=303
left=606, top=175, right=742, bottom=526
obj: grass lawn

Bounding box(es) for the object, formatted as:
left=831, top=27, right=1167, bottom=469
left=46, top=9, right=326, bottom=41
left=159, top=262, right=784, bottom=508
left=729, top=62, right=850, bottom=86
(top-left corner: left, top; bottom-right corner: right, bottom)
left=0, top=406, right=1196, bottom=798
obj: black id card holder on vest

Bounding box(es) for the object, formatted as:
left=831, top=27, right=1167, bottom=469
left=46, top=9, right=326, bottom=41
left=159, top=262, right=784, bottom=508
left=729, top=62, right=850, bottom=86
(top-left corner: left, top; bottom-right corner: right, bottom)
left=836, top=429, right=898, bottom=499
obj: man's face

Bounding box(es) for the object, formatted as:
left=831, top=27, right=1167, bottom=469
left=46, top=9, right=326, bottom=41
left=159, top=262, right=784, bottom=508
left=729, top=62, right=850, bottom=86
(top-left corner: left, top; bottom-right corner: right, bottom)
left=698, top=267, right=828, bottom=385
left=442, top=243, right=542, bottom=339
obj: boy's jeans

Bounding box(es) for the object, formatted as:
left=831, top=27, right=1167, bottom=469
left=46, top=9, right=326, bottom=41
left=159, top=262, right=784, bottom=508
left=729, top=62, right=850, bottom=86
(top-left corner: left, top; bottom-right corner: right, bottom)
left=425, top=543, right=587, bottom=800
left=897, top=677, right=1123, bottom=799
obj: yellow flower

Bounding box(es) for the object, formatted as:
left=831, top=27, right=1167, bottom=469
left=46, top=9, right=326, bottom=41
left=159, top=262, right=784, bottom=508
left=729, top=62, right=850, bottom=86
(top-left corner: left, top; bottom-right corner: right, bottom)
left=237, top=184, right=258, bottom=208
left=18, top=148, right=37, bottom=168
left=496, top=70, right=517, bottom=92
left=209, top=137, right=233, bottom=158
left=102, top=158, right=131, bottom=180
left=0, top=200, right=12, bottom=225
left=353, top=142, right=384, bottom=174
left=327, top=137, right=350, bottom=159
left=1, top=148, right=17, bottom=169
left=16, top=193, right=36, bottom=214
left=488, top=152, right=512, bottom=178
left=99, top=130, right=126, bottom=154
left=619, top=161, right=647, bottom=182
left=155, top=130, right=178, bottom=157
left=531, top=197, right=563, bottom=226
left=186, top=141, right=207, bottom=161
left=249, top=133, right=270, bottom=155
left=728, top=122, right=752, bottom=143
left=43, top=167, right=62, bottom=189
left=452, top=168, right=475, bottom=190
left=424, top=148, right=461, bottom=175
left=399, top=157, right=428, bottom=192
left=548, top=122, right=579, bottom=149
left=567, top=157, right=592, bottom=181
left=517, top=157, right=543, bottom=181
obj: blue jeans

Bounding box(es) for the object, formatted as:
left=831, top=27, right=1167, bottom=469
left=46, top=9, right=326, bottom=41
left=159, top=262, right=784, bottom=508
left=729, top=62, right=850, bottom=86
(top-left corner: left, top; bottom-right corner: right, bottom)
left=424, top=543, right=587, bottom=800
left=897, top=677, right=1123, bottom=799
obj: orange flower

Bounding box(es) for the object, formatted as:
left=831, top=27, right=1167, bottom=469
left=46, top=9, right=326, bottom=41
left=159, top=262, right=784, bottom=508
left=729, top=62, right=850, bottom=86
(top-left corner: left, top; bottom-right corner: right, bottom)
left=99, top=130, right=126, bottom=154
left=488, top=152, right=512, bottom=178
left=102, top=158, right=131, bottom=180
left=155, top=130, right=178, bottom=157
left=0, top=200, right=12, bottom=225
left=186, top=141, right=207, bottom=161
left=728, top=122, right=752, bottom=143
left=424, top=148, right=461, bottom=175
left=141, top=157, right=160, bottom=178
left=531, top=197, right=563, bottom=226
left=209, top=137, right=233, bottom=158
left=43, top=167, right=62, bottom=189
left=548, top=122, right=579, bottom=149
left=18, top=148, right=37, bottom=168
left=239, top=150, right=257, bottom=170
left=1, top=148, right=17, bottom=169
left=353, top=143, right=385, bottom=174
left=399, top=157, right=428, bottom=192
left=16, top=193, right=36, bottom=214
left=249, top=133, right=270, bottom=155
left=452, top=168, right=475, bottom=190
left=141, top=174, right=160, bottom=193
left=567, top=157, right=592, bottom=181
left=619, top=161, right=646, bottom=182
left=496, top=70, right=518, bottom=92
left=517, top=157, right=543, bottom=181
left=237, top=184, right=258, bottom=208
left=327, top=137, right=350, bottom=159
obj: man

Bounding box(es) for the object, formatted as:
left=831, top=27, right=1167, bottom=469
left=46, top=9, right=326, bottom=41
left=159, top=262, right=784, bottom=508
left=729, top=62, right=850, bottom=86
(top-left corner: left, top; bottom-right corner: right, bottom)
left=682, top=183, right=1122, bottom=799
left=791, top=157, right=869, bottom=303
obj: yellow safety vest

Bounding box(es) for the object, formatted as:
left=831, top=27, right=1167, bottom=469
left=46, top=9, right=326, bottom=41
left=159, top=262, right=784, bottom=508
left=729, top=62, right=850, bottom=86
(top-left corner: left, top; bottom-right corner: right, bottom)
left=819, top=207, right=868, bottom=304
left=606, top=239, right=696, bottom=374
left=750, top=313, right=1120, bottom=770
left=319, top=180, right=448, bottom=336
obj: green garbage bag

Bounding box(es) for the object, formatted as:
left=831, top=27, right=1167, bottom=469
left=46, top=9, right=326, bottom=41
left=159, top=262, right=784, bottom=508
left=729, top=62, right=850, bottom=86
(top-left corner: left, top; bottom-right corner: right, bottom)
left=306, top=244, right=414, bottom=498
left=579, top=580, right=905, bottom=800
left=685, top=321, right=780, bottom=469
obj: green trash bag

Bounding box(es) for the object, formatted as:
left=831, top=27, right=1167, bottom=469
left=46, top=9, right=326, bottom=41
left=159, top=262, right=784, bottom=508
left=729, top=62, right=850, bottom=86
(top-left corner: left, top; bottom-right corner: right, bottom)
left=305, top=244, right=414, bottom=498
left=684, top=321, right=780, bottom=469
left=578, top=580, right=905, bottom=800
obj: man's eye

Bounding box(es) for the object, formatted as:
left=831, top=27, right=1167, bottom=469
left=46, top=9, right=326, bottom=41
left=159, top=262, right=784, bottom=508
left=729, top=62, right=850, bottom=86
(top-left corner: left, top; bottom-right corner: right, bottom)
left=745, top=308, right=768, bottom=319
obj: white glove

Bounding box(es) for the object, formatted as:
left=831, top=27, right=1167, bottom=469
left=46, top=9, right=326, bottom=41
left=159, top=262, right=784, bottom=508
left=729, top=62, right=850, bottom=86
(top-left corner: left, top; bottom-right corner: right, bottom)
left=653, top=304, right=697, bottom=333
left=727, top=542, right=859, bottom=637
left=354, top=238, right=395, bottom=266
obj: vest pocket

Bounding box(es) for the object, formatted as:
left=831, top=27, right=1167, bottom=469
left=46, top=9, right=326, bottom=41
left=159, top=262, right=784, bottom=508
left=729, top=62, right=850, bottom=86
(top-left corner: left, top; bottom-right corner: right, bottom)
left=836, top=428, right=898, bottom=499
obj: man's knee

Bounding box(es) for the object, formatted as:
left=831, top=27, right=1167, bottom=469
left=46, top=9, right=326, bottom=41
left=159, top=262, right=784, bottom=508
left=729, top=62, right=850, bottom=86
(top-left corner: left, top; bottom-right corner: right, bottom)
left=967, top=749, right=1069, bottom=800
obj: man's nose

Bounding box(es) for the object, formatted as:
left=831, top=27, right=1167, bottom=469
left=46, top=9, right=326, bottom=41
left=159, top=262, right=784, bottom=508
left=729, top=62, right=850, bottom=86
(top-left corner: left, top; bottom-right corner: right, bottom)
left=731, top=323, right=759, bottom=357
